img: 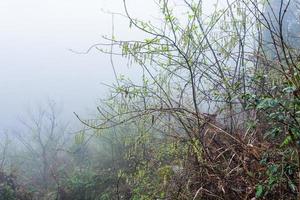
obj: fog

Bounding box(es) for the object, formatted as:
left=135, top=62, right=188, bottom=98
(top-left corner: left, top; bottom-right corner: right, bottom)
left=0, top=0, right=155, bottom=130
left=0, top=0, right=220, bottom=131
left=1, top=1, right=298, bottom=199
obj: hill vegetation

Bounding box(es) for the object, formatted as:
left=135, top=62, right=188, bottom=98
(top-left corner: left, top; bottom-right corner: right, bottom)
left=1, top=0, right=300, bottom=199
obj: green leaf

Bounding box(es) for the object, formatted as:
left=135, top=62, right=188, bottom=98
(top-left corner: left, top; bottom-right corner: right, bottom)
left=257, top=98, right=278, bottom=109
left=264, top=127, right=281, bottom=138
left=280, top=135, right=292, bottom=148
left=288, top=180, right=297, bottom=192
left=256, top=184, right=264, bottom=198
left=268, top=164, right=278, bottom=175
left=75, top=132, right=85, bottom=145
left=283, top=86, right=296, bottom=93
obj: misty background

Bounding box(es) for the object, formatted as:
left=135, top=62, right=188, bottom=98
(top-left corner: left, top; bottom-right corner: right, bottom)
left=0, top=0, right=217, bottom=131
left=0, top=0, right=152, bottom=130
left=0, top=1, right=297, bottom=199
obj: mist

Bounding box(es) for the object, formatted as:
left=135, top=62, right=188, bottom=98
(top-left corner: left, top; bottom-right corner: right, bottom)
left=0, top=0, right=298, bottom=199
left=0, top=0, right=221, bottom=129
left=0, top=0, right=157, bottom=130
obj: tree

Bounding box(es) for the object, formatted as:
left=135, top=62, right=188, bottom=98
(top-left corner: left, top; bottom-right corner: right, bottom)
left=15, top=100, right=70, bottom=198
left=75, top=0, right=300, bottom=199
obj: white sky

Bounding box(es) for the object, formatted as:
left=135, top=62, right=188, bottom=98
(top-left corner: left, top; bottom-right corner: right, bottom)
left=0, top=0, right=217, bottom=130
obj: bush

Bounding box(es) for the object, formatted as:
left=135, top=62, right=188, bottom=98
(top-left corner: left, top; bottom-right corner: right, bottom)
left=0, top=171, right=32, bottom=200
